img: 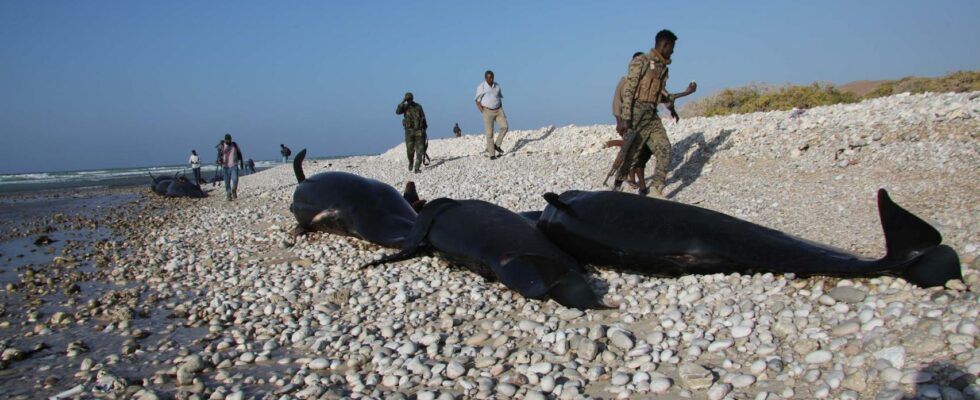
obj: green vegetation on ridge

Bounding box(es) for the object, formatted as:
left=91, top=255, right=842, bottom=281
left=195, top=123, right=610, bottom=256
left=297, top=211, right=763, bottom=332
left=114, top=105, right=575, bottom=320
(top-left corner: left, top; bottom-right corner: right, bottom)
left=682, top=70, right=980, bottom=117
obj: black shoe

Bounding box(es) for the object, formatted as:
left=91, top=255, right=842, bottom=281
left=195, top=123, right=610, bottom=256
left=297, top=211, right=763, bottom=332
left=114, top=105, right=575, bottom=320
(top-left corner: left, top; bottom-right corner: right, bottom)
left=490, top=155, right=498, bottom=160
left=495, top=145, right=504, bottom=156
left=413, top=168, right=421, bottom=173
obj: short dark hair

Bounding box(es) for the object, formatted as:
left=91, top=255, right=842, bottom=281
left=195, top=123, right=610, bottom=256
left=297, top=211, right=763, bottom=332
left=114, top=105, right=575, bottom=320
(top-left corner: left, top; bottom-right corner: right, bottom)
left=485, top=70, right=494, bottom=77
left=655, top=29, right=677, bottom=44
left=632, top=52, right=644, bottom=58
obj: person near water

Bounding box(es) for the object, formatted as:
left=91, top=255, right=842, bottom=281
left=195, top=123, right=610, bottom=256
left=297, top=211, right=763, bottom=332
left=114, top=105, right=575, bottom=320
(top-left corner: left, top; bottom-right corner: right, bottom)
left=246, top=159, right=256, bottom=174
left=453, top=123, right=462, bottom=138
left=189, top=150, right=203, bottom=185
left=280, top=144, right=291, bottom=163
left=614, top=29, right=697, bottom=197
left=474, top=70, right=508, bottom=159
left=396, top=92, right=428, bottom=173
left=219, top=133, right=244, bottom=201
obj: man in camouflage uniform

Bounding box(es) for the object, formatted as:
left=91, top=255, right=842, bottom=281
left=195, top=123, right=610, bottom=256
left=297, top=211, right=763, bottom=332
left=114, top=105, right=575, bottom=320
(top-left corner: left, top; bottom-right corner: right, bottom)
left=616, top=29, right=697, bottom=196
left=396, top=92, right=428, bottom=173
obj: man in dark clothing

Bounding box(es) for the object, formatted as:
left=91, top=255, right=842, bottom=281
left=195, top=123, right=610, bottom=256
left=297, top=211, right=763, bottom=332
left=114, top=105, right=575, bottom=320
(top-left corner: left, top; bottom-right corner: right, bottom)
left=396, top=92, right=428, bottom=173
left=280, top=144, right=291, bottom=163
left=453, top=123, right=462, bottom=138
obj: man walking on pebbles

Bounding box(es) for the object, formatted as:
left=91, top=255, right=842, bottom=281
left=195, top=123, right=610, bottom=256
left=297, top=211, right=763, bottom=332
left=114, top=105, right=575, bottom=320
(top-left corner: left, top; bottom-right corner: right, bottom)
left=396, top=92, right=428, bottom=173
left=218, top=133, right=244, bottom=201
left=615, top=29, right=697, bottom=197
left=474, top=70, right=508, bottom=159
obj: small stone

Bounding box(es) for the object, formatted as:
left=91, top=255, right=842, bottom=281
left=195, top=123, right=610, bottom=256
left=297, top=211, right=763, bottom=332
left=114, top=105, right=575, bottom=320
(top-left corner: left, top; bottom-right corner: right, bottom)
left=731, top=326, right=752, bottom=339
left=828, top=287, right=867, bottom=303
left=707, top=383, right=732, bottom=400
left=308, top=358, right=329, bottom=370
left=649, top=377, right=672, bottom=393
left=608, top=328, right=634, bottom=351
left=805, top=350, right=833, bottom=364
left=679, top=363, right=714, bottom=389
left=832, top=319, right=861, bottom=336
left=708, top=339, right=734, bottom=352
left=611, top=372, right=630, bottom=385
left=528, top=362, right=552, bottom=375
left=874, top=347, right=906, bottom=369
left=731, top=374, right=756, bottom=388
left=446, top=361, right=466, bottom=379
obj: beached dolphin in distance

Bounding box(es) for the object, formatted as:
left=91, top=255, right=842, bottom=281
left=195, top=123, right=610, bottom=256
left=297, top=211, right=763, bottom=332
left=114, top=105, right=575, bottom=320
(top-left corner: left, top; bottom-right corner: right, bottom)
left=165, top=176, right=207, bottom=198
left=535, top=190, right=962, bottom=287
left=363, top=198, right=610, bottom=310
left=149, top=173, right=176, bottom=195
left=149, top=173, right=207, bottom=198
left=289, top=149, right=418, bottom=247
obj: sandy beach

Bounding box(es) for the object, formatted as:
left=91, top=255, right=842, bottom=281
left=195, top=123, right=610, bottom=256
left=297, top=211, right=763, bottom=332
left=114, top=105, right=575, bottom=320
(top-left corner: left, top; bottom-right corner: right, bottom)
left=1, top=91, right=978, bottom=399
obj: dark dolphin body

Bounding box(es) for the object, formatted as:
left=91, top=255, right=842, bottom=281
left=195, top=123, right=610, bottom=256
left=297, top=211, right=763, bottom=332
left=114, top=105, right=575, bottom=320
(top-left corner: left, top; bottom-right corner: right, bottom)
left=289, top=149, right=417, bottom=248
left=536, top=190, right=961, bottom=288
left=149, top=174, right=176, bottom=195
left=150, top=173, right=207, bottom=198
left=365, top=198, right=609, bottom=309
left=165, top=177, right=207, bottom=198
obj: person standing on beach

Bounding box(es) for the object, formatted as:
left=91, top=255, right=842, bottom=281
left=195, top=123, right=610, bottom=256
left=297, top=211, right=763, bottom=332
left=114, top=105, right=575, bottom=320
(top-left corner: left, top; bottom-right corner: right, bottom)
left=615, top=29, right=697, bottom=197
left=453, top=123, right=462, bottom=138
left=280, top=144, right=291, bottom=163
left=219, top=133, right=244, bottom=201
left=396, top=92, right=428, bottom=173
left=188, top=150, right=203, bottom=185
left=612, top=52, right=647, bottom=189
left=474, top=70, right=508, bottom=159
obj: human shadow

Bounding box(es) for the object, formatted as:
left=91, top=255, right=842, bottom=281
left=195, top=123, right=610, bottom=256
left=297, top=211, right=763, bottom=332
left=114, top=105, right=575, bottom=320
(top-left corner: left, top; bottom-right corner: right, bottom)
left=509, top=125, right=557, bottom=153
left=425, top=155, right=466, bottom=169
left=898, top=361, right=975, bottom=399
left=655, top=128, right=733, bottom=199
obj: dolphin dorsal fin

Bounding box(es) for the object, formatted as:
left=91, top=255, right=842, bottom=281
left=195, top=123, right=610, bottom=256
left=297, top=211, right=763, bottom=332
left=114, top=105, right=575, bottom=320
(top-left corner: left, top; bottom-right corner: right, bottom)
left=294, top=149, right=308, bottom=183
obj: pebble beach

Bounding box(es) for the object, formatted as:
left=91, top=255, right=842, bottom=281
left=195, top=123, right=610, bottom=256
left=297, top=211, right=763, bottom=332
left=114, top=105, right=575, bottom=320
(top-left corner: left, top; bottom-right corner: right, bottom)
left=1, top=91, right=979, bottom=399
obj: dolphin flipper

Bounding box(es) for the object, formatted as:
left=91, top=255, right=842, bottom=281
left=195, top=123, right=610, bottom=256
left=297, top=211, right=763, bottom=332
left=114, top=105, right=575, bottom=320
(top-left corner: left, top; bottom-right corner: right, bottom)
left=360, top=198, right=459, bottom=269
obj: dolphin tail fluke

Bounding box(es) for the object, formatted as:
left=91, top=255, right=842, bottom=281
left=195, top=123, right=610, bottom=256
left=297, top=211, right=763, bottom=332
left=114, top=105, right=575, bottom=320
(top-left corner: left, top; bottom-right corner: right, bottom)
left=549, top=273, right=613, bottom=310
left=877, top=189, right=962, bottom=287
left=902, top=245, right=962, bottom=287
left=294, top=149, right=307, bottom=183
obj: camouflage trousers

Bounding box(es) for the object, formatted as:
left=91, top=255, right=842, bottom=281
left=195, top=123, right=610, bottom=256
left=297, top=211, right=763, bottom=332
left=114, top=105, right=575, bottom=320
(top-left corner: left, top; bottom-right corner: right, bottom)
left=405, top=130, right=427, bottom=170
left=615, top=102, right=670, bottom=189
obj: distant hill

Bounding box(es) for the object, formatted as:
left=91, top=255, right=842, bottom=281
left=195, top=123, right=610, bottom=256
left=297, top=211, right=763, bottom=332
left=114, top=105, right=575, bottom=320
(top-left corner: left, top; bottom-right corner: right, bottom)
left=682, top=70, right=980, bottom=117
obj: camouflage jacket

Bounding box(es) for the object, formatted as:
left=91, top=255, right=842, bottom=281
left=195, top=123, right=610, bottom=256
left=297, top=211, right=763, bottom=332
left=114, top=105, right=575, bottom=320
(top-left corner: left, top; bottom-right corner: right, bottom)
left=621, top=48, right=671, bottom=121
left=396, top=101, right=428, bottom=131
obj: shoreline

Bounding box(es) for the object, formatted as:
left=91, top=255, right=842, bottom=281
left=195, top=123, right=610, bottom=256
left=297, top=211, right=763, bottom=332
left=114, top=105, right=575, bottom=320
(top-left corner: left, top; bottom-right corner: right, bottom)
left=0, top=91, right=978, bottom=399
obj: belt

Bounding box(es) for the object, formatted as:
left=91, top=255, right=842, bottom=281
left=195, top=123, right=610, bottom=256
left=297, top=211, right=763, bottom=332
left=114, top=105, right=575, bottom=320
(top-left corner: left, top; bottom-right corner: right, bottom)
left=483, top=106, right=501, bottom=111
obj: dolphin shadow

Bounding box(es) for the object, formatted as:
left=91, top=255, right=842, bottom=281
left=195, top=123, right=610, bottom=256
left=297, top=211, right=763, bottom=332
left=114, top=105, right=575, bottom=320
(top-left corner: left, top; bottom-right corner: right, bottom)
left=653, top=128, right=733, bottom=198
left=509, top=125, right=557, bottom=153
left=426, top=155, right=466, bottom=169
left=899, top=361, right=975, bottom=399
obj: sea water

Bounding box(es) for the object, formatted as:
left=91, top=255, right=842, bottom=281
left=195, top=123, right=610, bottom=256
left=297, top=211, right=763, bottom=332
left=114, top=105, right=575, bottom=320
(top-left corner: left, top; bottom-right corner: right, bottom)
left=0, top=161, right=282, bottom=193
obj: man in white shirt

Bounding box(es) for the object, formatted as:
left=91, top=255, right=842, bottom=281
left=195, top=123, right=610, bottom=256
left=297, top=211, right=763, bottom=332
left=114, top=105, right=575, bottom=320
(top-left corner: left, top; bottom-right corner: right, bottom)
left=188, top=150, right=202, bottom=185
left=474, top=70, right=508, bottom=159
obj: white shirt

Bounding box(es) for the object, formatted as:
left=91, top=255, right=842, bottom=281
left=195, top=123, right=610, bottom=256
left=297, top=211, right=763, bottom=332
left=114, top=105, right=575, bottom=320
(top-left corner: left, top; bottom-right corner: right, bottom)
left=189, top=154, right=200, bottom=169
left=474, top=81, right=503, bottom=109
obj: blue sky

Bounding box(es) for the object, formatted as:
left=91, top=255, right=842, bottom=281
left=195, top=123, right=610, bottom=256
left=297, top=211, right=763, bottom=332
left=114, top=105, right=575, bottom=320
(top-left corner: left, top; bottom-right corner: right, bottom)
left=1, top=1, right=978, bottom=174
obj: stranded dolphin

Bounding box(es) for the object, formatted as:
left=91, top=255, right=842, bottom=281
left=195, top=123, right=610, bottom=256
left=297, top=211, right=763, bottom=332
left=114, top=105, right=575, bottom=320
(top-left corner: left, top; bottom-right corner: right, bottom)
left=536, top=189, right=961, bottom=288
left=149, top=173, right=176, bottom=195
left=363, top=198, right=609, bottom=310
left=289, top=149, right=418, bottom=248
left=165, top=176, right=207, bottom=198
